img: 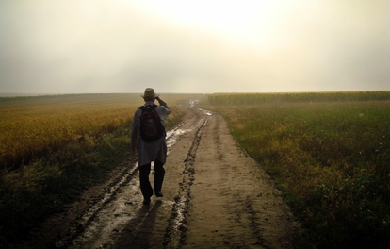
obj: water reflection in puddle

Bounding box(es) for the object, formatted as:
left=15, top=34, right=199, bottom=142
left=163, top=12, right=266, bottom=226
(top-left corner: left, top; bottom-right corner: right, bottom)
left=197, top=108, right=212, bottom=116
left=166, top=128, right=191, bottom=152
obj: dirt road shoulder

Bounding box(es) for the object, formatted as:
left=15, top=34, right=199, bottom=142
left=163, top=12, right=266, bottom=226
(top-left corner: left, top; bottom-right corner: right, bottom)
left=179, top=111, right=301, bottom=248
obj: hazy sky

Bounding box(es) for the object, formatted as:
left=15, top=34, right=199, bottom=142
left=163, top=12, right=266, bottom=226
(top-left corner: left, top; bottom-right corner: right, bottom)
left=1, top=0, right=389, bottom=94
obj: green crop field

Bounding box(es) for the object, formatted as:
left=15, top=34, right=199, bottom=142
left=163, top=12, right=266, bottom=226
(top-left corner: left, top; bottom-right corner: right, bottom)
left=0, top=93, right=203, bottom=246
left=205, top=91, right=390, bottom=248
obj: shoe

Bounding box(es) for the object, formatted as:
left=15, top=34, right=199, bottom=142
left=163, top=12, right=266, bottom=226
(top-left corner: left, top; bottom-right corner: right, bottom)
left=142, top=197, right=151, bottom=205
left=155, top=191, right=163, bottom=197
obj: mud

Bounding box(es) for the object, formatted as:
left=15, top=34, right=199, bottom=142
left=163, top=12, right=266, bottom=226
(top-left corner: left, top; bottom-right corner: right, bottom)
left=12, top=104, right=302, bottom=249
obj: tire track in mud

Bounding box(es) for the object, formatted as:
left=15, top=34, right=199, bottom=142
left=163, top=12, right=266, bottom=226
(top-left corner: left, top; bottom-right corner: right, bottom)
left=55, top=164, right=140, bottom=248
left=55, top=109, right=201, bottom=249
left=163, top=112, right=210, bottom=249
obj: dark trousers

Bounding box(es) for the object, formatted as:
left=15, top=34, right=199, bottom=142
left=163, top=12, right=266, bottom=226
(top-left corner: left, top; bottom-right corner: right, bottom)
left=139, top=159, right=165, bottom=198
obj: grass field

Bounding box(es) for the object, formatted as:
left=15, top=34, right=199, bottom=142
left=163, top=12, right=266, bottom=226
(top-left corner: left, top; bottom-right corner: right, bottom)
left=0, top=93, right=203, bottom=246
left=204, top=92, right=390, bottom=248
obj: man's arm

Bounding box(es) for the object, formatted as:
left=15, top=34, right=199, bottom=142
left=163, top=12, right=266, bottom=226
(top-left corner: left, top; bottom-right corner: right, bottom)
left=156, top=97, right=171, bottom=117
left=155, top=96, right=168, bottom=107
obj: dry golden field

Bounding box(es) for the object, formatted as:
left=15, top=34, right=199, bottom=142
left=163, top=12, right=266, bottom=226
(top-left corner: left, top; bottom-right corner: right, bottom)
left=0, top=93, right=202, bottom=170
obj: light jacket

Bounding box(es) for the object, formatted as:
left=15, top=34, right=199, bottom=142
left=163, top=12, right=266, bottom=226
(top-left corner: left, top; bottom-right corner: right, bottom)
left=130, top=101, right=171, bottom=166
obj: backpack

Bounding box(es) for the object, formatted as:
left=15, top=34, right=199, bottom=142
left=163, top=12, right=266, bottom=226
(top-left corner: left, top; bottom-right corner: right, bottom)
left=139, top=105, right=165, bottom=142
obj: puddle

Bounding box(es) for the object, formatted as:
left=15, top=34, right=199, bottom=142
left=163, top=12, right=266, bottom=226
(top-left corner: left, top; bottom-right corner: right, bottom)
left=188, top=99, right=199, bottom=107
left=198, top=108, right=213, bottom=116
left=166, top=128, right=191, bottom=151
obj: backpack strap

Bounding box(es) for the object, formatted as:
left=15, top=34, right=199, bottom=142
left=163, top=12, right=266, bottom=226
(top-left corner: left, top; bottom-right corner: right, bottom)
left=139, top=104, right=157, bottom=110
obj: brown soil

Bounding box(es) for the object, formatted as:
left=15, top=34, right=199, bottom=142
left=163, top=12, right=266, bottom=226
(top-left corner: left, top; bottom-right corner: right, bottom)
left=12, top=106, right=303, bottom=249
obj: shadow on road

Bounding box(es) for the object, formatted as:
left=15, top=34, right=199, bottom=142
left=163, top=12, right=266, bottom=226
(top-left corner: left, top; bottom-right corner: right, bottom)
left=112, top=200, right=163, bottom=249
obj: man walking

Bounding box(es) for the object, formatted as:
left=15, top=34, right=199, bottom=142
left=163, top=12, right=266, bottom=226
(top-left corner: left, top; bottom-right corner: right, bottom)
left=130, top=88, right=171, bottom=205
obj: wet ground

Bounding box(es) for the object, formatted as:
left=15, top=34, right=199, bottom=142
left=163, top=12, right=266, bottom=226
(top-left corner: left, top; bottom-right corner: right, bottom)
left=14, top=105, right=302, bottom=249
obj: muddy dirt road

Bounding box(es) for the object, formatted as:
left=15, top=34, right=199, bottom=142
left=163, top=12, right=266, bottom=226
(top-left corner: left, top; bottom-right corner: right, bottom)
left=18, top=106, right=302, bottom=249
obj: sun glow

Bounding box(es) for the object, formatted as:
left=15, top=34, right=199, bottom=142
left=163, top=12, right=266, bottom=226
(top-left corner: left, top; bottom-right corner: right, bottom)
left=124, top=0, right=331, bottom=52
left=127, top=0, right=288, bottom=44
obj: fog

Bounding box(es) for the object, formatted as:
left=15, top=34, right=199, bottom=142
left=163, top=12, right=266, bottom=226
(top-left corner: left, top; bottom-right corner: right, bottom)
left=1, top=0, right=389, bottom=94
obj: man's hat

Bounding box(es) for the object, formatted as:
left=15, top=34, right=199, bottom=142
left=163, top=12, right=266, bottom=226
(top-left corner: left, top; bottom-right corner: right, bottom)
left=141, top=88, right=159, bottom=98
